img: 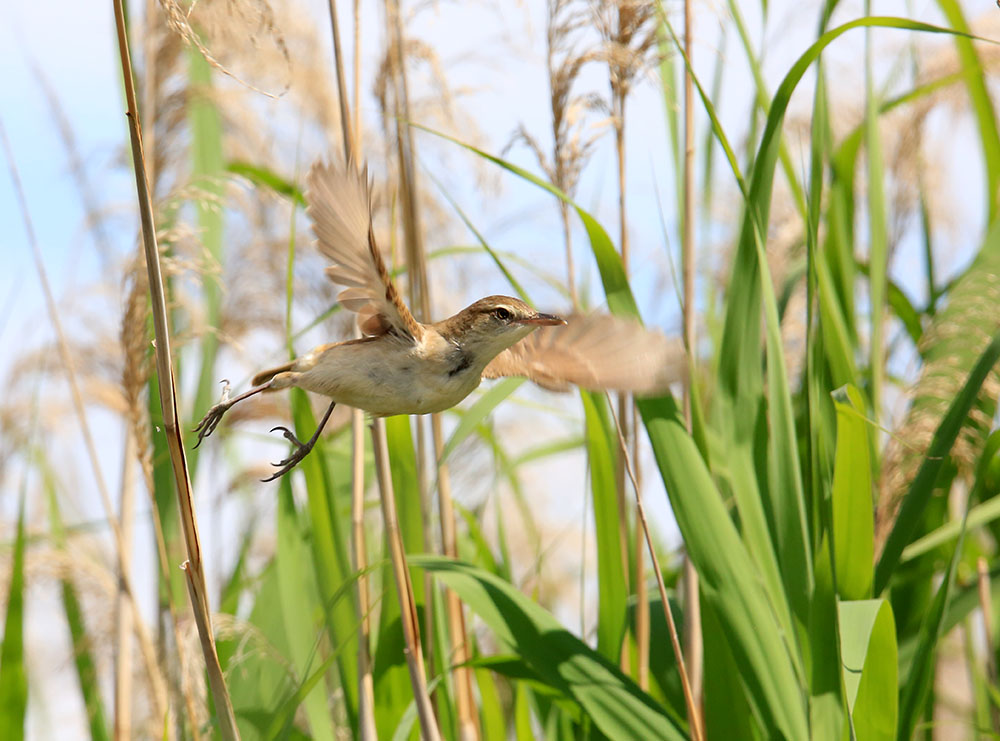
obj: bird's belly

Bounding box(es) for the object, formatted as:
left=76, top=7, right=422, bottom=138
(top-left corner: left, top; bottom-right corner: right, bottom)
left=297, top=343, right=482, bottom=415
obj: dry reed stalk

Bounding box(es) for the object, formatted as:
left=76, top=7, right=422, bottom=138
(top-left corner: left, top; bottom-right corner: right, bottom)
left=606, top=394, right=704, bottom=741
left=111, top=2, right=239, bottom=738
left=432, top=414, right=479, bottom=740
left=123, top=258, right=204, bottom=740
left=595, top=0, right=659, bottom=677
left=114, top=434, right=136, bottom=741
left=0, top=121, right=170, bottom=729
left=978, top=557, right=1000, bottom=732
left=371, top=418, right=442, bottom=741
left=385, top=0, right=479, bottom=734
left=680, top=0, right=703, bottom=710
left=326, top=0, right=355, bottom=156
left=323, top=3, right=378, bottom=735
left=352, top=0, right=362, bottom=156
left=352, top=409, right=377, bottom=741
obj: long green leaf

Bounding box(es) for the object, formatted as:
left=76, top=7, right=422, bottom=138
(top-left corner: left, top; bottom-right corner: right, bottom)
left=839, top=599, right=897, bottom=740
left=0, top=494, right=27, bottom=741
left=581, top=392, right=627, bottom=662
left=935, top=0, right=1000, bottom=222
left=44, top=472, right=109, bottom=741
left=290, top=390, right=360, bottom=729
left=411, top=556, right=685, bottom=741
left=276, top=479, right=336, bottom=741
left=187, top=47, right=226, bottom=474
left=897, top=503, right=970, bottom=740
left=832, top=385, right=874, bottom=599
left=417, top=130, right=808, bottom=737
left=439, top=379, right=524, bottom=465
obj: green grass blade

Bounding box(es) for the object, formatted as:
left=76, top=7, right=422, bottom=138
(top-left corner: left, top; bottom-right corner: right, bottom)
left=655, top=25, right=684, bottom=236
left=808, top=534, right=846, bottom=741
left=832, top=386, right=874, bottom=599
left=475, top=666, right=505, bottom=741
left=638, top=395, right=808, bottom=738
left=227, top=161, right=306, bottom=206
left=935, top=0, right=1000, bottom=222
left=874, top=328, right=1000, bottom=593
left=412, top=556, right=686, bottom=741
left=701, top=599, right=757, bottom=738
left=44, top=474, right=110, bottom=741
left=0, top=494, right=28, bottom=741
left=726, top=0, right=807, bottom=218
left=864, top=14, right=890, bottom=425
left=415, top=130, right=808, bottom=734
left=839, top=599, right=897, bottom=740
left=276, top=479, right=336, bottom=741
left=581, top=391, right=627, bottom=662
left=289, top=390, right=360, bottom=728
left=717, top=16, right=966, bottom=407
left=439, top=379, right=524, bottom=465
left=514, top=681, right=534, bottom=741
left=186, top=48, right=226, bottom=473
left=897, top=504, right=970, bottom=740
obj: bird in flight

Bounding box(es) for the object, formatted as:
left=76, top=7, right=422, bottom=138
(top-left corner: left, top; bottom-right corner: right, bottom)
left=195, top=160, right=681, bottom=479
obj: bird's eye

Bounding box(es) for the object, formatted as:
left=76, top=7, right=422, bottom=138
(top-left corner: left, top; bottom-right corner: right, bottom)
left=493, top=307, right=512, bottom=322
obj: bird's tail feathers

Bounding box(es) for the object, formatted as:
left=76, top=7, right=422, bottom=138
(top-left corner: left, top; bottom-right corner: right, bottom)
left=252, top=361, right=296, bottom=388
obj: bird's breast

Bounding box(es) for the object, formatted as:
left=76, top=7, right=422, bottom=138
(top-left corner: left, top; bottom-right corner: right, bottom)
left=294, top=332, right=484, bottom=415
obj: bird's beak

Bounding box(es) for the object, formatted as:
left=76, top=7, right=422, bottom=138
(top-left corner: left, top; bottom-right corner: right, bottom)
left=519, top=312, right=567, bottom=326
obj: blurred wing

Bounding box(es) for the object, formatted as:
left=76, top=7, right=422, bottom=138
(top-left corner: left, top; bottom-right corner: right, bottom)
left=306, top=160, right=422, bottom=341
left=483, top=314, right=684, bottom=395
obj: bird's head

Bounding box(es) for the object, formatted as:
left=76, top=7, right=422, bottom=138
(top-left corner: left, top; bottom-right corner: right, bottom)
left=440, top=295, right=566, bottom=360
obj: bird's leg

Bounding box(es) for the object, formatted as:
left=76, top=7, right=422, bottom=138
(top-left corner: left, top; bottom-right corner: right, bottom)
left=263, top=400, right=338, bottom=481
left=193, top=379, right=272, bottom=447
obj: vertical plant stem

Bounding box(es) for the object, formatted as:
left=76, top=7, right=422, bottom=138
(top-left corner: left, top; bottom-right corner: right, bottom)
left=607, top=396, right=704, bottom=741
left=115, top=435, right=136, bottom=741
left=386, top=1, right=479, bottom=734
left=353, top=410, right=377, bottom=741
left=326, top=0, right=354, bottom=158
left=864, top=0, right=887, bottom=427
left=371, top=418, right=442, bottom=741
left=323, top=2, right=377, bottom=734
left=614, top=108, right=633, bottom=678
left=0, top=121, right=169, bottom=730
left=560, top=203, right=578, bottom=308
left=633, top=433, right=648, bottom=690
left=110, top=3, right=239, bottom=738
left=978, top=557, right=1000, bottom=732
left=681, top=0, right=703, bottom=711
left=353, top=0, right=362, bottom=156
left=433, top=414, right=479, bottom=741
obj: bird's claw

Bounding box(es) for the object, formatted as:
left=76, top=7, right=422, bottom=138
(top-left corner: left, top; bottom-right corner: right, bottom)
left=262, top=425, right=313, bottom=482
left=193, top=401, right=232, bottom=448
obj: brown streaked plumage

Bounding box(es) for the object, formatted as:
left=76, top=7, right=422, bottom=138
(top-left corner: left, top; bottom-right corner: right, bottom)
left=195, top=160, right=682, bottom=480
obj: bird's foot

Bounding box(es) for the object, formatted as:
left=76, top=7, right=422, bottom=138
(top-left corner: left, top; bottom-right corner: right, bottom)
left=193, top=380, right=234, bottom=448
left=262, top=425, right=315, bottom=481
left=194, top=400, right=233, bottom=447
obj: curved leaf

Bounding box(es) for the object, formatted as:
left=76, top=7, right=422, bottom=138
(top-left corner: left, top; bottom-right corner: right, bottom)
left=411, top=556, right=685, bottom=741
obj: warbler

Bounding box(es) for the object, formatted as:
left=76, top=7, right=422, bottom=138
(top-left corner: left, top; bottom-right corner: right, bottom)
left=195, top=161, right=680, bottom=479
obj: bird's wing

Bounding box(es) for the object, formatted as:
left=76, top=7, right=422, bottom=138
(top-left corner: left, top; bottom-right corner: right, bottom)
left=483, top=314, right=684, bottom=395
left=306, top=160, right=423, bottom=341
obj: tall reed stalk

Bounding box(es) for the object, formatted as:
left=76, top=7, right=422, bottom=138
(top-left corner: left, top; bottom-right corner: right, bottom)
left=110, top=2, right=239, bottom=737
